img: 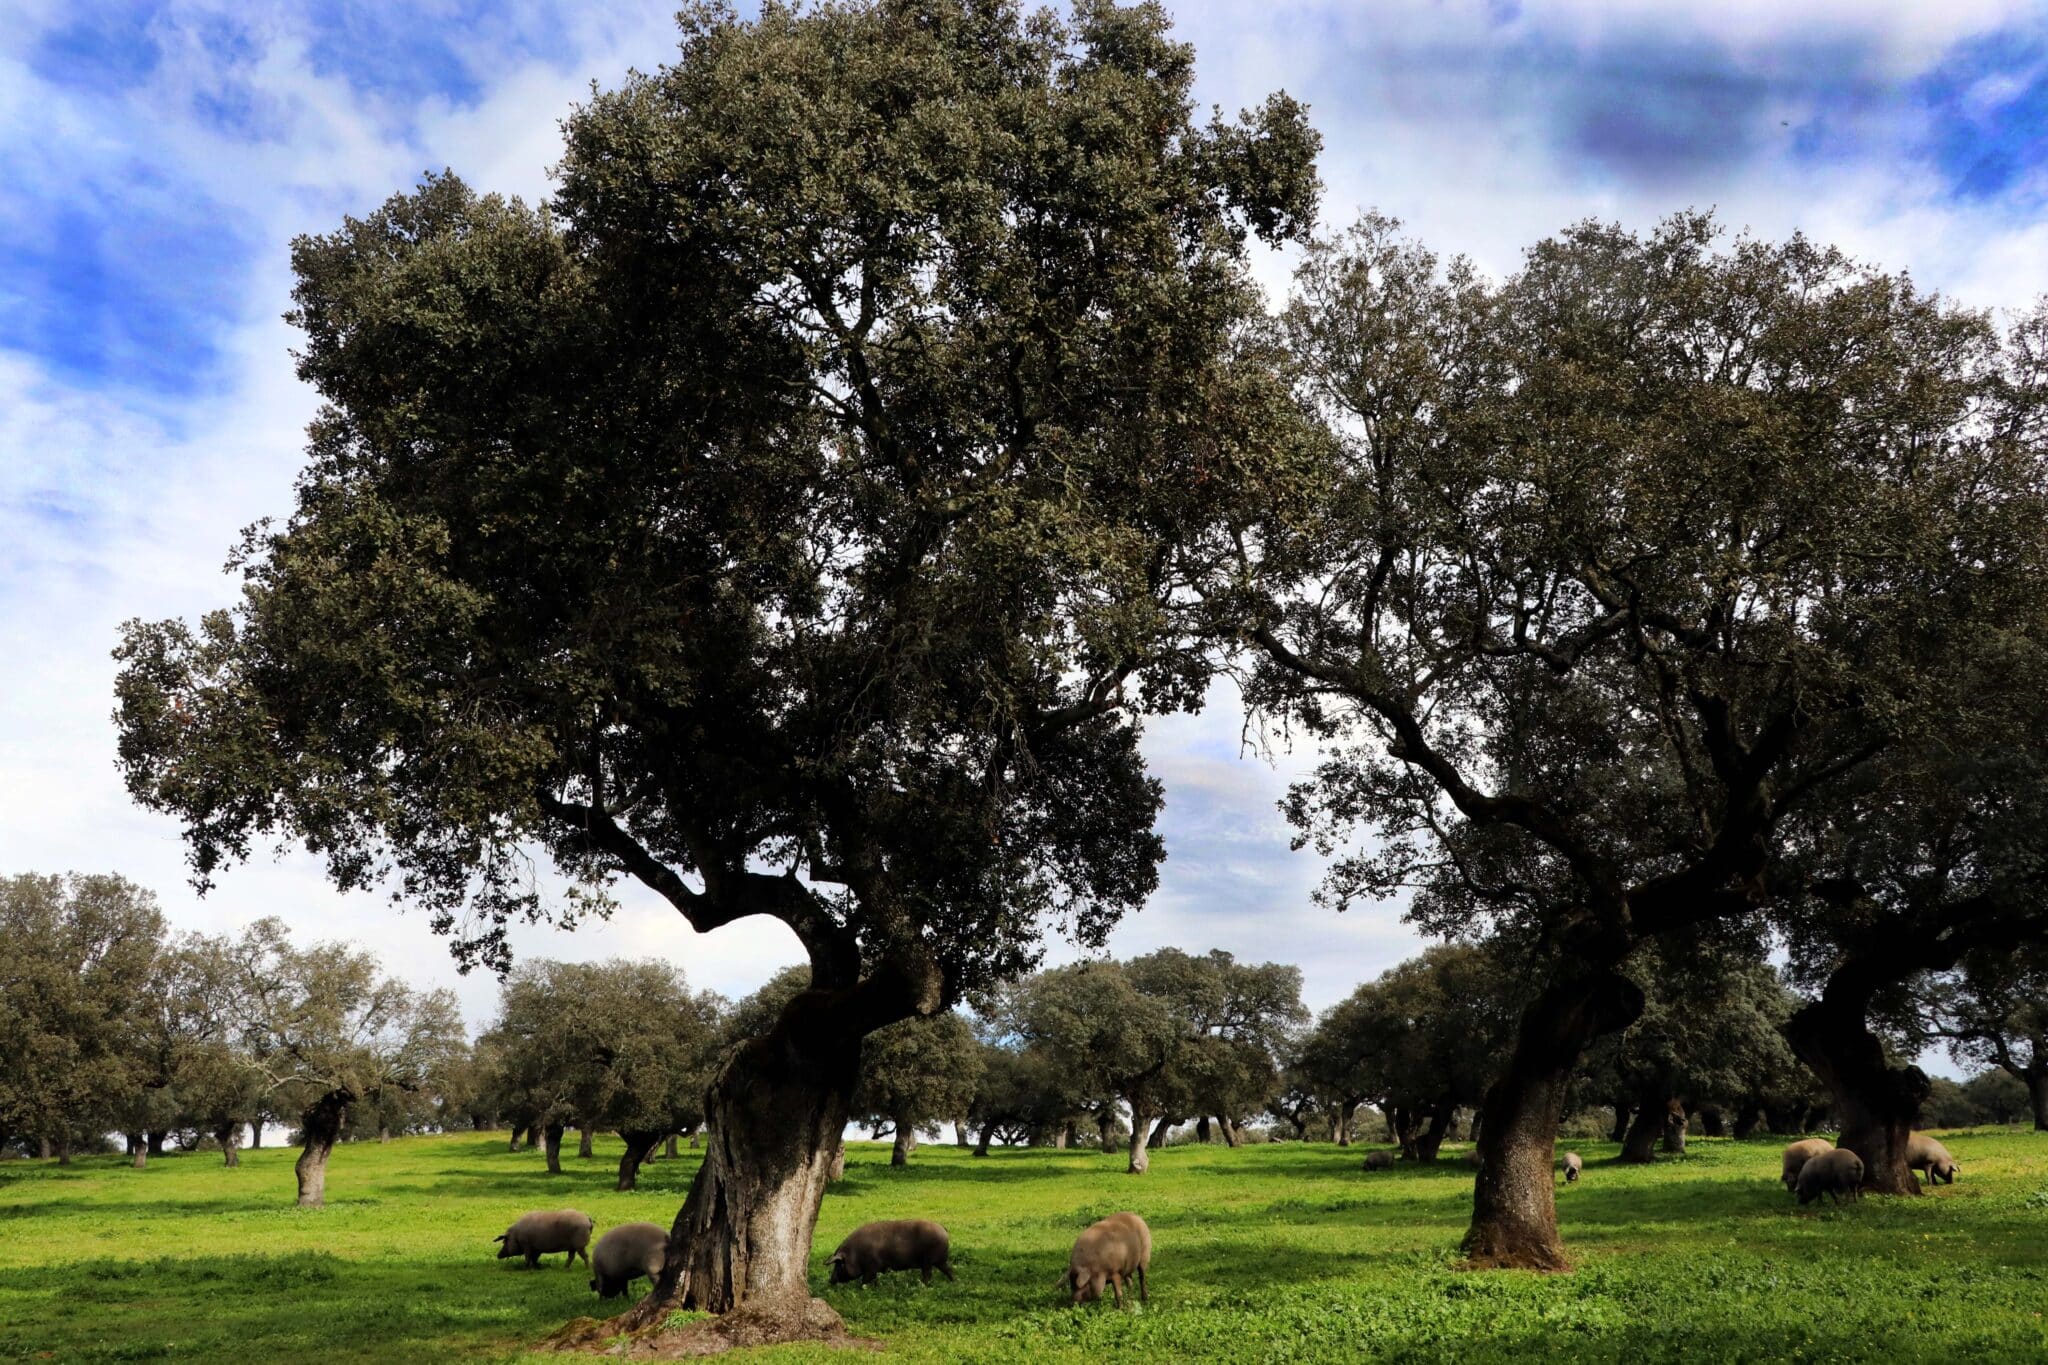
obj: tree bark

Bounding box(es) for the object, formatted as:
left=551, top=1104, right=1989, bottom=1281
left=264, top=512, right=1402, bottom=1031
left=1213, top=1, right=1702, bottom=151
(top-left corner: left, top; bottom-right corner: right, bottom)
left=617, top=1130, right=665, bottom=1191
left=146, top=1130, right=168, bottom=1157
left=954, top=1120, right=970, bottom=1147
left=218, top=1122, right=241, bottom=1167
left=1732, top=1102, right=1763, bottom=1139
left=2025, top=1073, right=2048, bottom=1132
left=974, top=1126, right=993, bottom=1157
left=1697, top=1104, right=1726, bottom=1139
left=1392, top=1105, right=1422, bottom=1160
left=544, top=1122, right=565, bottom=1176
left=1414, top=1098, right=1455, bottom=1162
left=1333, top=1099, right=1355, bottom=1147
left=1464, top=969, right=1644, bottom=1271
left=1608, top=1103, right=1632, bottom=1143
left=1127, top=1113, right=1152, bottom=1174
left=1194, top=1116, right=1211, bottom=1144
left=132, top=1136, right=148, bottom=1169
left=1619, top=1093, right=1664, bottom=1163
left=1097, top=1107, right=1116, bottom=1154
left=378, top=1124, right=391, bottom=1144
left=507, top=1127, right=522, bottom=1154
left=1060, top=1121, right=1077, bottom=1149
left=38, top=1136, right=52, bottom=1160
left=578, top=1125, right=594, bottom=1159
left=249, top=1121, right=262, bottom=1150
left=1219, top=1116, right=1241, bottom=1147
left=1785, top=993, right=1925, bottom=1196
left=613, top=986, right=861, bottom=1329
left=890, top=1116, right=916, bottom=1166
left=1661, top=1099, right=1688, bottom=1153
left=1146, top=1116, right=1171, bottom=1150
left=296, top=1095, right=347, bottom=1207
left=56, top=1135, right=71, bottom=1165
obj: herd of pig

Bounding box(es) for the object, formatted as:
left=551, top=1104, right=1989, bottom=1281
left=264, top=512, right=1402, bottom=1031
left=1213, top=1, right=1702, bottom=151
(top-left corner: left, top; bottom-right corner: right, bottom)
left=490, top=1207, right=1152, bottom=1308
left=489, top=1133, right=1961, bottom=1307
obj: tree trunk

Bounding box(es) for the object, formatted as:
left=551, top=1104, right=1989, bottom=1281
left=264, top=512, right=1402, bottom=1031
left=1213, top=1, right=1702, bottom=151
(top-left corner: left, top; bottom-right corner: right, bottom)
left=1393, top=1105, right=1422, bottom=1161
left=618, top=1130, right=665, bottom=1191
left=1194, top=1116, right=1211, bottom=1144
left=579, top=1125, right=595, bottom=1159
left=1732, top=1102, right=1763, bottom=1139
left=1464, top=969, right=1644, bottom=1271
left=1785, top=994, right=1925, bottom=1196
left=378, top=1124, right=391, bottom=1144
left=249, top=1122, right=262, bottom=1150
left=974, top=1126, right=992, bottom=1157
left=132, top=1137, right=148, bottom=1170
left=1097, top=1107, right=1116, bottom=1154
left=1661, top=1099, right=1687, bottom=1154
left=1414, top=1098, right=1455, bottom=1163
left=1334, top=1099, right=1355, bottom=1147
left=1127, top=1113, right=1152, bottom=1174
left=1146, top=1116, right=1171, bottom=1150
left=1219, top=1117, right=1241, bottom=1148
left=1608, top=1104, right=1632, bottom=1143
left=1620, top=1094, right=1664, bottom=1163
left=612, top=992, right=860, bottom=1331
left=38, top=1136, right=52, bottom=1160
left=954, top=1120, right=970, bottom=1147
left=296, top=1096, right=347, bottom=1207
left=218, top=1122, right=241, bottom=1168
left=1060, top=1121, right=1077, bottom=1149
left=146, top=1130, right=168, bottom=1157
left=544, top=1122, right=565, bottom=1176
left=55, top=1135, right=71, bottom=1166
left=507, top=1127, right=522, bottom=1154
left=1697, top=1104, right=1726, bottom=1139
left=2029, top=1074, right=2048, bottom=1132
left=890, top=1116, right=916, bottom=1167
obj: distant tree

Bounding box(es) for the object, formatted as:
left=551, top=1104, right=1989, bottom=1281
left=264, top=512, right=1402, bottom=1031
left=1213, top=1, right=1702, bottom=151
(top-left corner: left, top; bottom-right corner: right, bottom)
left=1013, top=961, right=1179, bottom=1173
left=964, top=1042, right=1080, bottom=1153
left=1289, top=996, right=1382, bottom=1146
left=853, top=1012, right=984, bottom=1166
left=1124, top=949, right=1306, bottom=1147
left=0, top=874, right=164, bottom=1162
left=1924, top=944, right=2048, bottom=1131
left=1961, top=1069, right=2032, bottom=1125
left=226, top=919, right=466, bottom=1206
left=111, top=0, right=1316, bottom=1329
left=1227, top=214, right=2048, bottom=1263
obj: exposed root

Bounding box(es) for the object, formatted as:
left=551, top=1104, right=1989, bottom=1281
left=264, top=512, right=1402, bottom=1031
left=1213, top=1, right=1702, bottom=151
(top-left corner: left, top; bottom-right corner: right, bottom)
left=1458, top=1235, right=1573, bottom=1273
left=542, top=1298, right=879, bottom=1358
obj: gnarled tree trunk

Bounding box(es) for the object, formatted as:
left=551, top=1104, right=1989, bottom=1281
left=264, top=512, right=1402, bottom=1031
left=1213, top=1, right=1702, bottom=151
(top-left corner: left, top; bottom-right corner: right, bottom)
left=543, top=1122, right=565, bottom=1175
left=1464, top=969, right=1644, bottom=1271
left=1619, top=1087, right=1668, bottom=1163
left=507, top=1127, right=523, bottom=1154
left=617, top=1129, right=666, bottom=1191
left=1785, top=993, right=1925, bottom=1196
left=1146, top=1116, right=1171, bottom=1150
left=1414, top=1098, right=1455, bottom=1162
left=296, top=1094, right=348, bottom=1207
left=974, top=1125, right=993, bottom=1157
left=1218, top=1116, right=1241, bottom=1147
left=1661, top=1099, right=1687, bottom=1153
left=1127, top=1112, right=1153, bottom=1174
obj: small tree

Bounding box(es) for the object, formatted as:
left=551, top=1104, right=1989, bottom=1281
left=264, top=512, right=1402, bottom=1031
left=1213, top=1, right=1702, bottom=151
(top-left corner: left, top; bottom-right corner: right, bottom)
left=853, top=1012, right=984, bottom=1165
left=227, top=919, right=466, bottom=1206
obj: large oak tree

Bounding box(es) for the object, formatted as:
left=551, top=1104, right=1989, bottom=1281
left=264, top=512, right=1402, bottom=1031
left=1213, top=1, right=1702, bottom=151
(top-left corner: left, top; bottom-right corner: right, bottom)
left=112, top=0, right=1316, bottom=1334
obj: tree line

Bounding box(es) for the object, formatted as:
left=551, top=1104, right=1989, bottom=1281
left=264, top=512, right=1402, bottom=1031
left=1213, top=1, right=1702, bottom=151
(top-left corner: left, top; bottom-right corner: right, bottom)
left=101, top=0, right=2048, bottom=1337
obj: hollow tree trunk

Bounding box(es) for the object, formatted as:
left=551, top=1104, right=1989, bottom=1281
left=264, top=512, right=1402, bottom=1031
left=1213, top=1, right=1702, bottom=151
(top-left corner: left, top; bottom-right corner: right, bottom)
left=218, top=1122, right=241, bottom=1167
left=296, top=1095, right=348, bottom=1207
left=1608, top=1104, right=1631, bottom=1143
left=1464, top=969, right=1644, bottom=1271
left=147, top=1130, right=168, bottom=1157
left=1127, top=1112, right=1153, bottom=1175
left=579, top=1125, right=594, bottom=1159
left=614, top=990, right=861, bottom=1331
left=1785, top=994, right=1925, bottom=1196
left=1661, top=1099, right=1687, bottom=1153
left=1414, top=1098, right=1455, bottom=1163
left=618, top=1130, right=665, bottom=1191
left=544, top=1122, right=565, bottom=1176
left=890, top=1116, right=917, bottom=1166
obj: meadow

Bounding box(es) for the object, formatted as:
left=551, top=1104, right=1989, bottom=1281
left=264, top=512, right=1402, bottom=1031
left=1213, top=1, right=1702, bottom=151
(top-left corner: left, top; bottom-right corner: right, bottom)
left=3, top=1130, right=2044, bottom=1363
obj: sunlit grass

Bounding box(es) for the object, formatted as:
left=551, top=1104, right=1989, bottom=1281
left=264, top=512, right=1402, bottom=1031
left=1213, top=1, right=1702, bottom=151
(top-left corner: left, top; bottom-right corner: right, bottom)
left=4, top=1128, right=2044, bottom=1361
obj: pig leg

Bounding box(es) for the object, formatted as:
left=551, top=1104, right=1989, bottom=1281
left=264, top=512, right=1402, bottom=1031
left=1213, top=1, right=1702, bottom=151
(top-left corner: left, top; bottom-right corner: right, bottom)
left=1108, top=1272, right=1124, bottom=1309
left=526, top=1250, right=541, bottom=1269
left=939, top=1260, right=955, bottom=1282
left=1136, top=1264, right=1147, bottom=1304
left=921, top=1267, right=932, bottom=1285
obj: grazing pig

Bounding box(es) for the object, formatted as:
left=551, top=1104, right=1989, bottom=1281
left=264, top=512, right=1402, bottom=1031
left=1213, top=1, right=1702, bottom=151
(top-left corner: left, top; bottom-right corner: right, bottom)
left=1907, top=1133, right=1959, bottom=1185
left=1795, top=1148, right=1865, bottom=1206
left=1062, top=1211, right=1151, bottom=1308
left=1559, top=1152, right=1583, bottom=1184
left=827, top=1219, right=953, bottom=1287
left=1781, top=1138, right=1833, bottom=1192
left=589, top=1221, right=667, bottom=1298
left=1361, top=1150, right=1394, bottom=1172
left=495, top=1209, right=595, bottom=1269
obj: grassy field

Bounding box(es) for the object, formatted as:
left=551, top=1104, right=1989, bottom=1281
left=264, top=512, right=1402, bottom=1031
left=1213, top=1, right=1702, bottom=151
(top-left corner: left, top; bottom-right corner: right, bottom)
left=3, top=1129, right=2045, bottom=1363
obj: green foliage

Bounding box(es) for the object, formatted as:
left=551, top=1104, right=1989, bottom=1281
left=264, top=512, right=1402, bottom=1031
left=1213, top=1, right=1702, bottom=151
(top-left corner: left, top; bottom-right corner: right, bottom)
left=853, top=1011, right=985, bottom=1148
left=5, top=1130, right=2048, bottom=1361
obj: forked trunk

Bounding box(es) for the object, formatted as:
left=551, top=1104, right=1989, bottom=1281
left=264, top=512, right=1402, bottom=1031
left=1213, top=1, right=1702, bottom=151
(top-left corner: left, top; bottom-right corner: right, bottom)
left=612, top=994, right=859, bottom=1332
left=1785, top=995, right=1925, bottom=1196
left=617, top=1129, right=665, bottom=1191
left=890, top=1117, right=916, bottom=1167
left=1464, top=969, right=1644, bottom=1271
left=1127, top=1114, right=1152, bottom=1174
left=217, top=1122, right=241, bottom=1167
left=578, top=1125, right=594, bottom=1159
left=544, top=1122, right=565, bottom=1176
left=296, top=1095, right=347, bottom=1207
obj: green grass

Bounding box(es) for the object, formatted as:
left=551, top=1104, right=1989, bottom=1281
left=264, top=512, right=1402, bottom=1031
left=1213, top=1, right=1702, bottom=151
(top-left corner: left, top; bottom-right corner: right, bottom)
left=4, top=1130, right=2045, bottom=1362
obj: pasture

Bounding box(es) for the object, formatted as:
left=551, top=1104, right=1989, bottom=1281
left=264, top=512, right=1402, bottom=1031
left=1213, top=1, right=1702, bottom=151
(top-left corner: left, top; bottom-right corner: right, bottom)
left=3, top=1131, right=2044, bottom=1363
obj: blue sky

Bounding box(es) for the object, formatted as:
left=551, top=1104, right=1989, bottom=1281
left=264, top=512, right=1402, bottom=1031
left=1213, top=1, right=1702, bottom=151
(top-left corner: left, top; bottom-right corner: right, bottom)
left=4, top=0, right=2046, bottom=1046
